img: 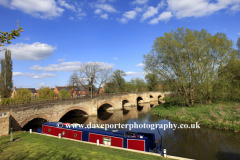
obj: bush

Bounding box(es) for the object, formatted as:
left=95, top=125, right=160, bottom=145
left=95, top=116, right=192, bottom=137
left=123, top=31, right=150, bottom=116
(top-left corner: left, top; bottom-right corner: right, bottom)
left=59, top=90, right=71, bottom=98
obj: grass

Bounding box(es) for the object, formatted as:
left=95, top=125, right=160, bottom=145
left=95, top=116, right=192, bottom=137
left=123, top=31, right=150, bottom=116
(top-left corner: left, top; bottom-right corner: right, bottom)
left=150, top=101, right=240, bottom=132
left=0, top=132, right=171, bottom=160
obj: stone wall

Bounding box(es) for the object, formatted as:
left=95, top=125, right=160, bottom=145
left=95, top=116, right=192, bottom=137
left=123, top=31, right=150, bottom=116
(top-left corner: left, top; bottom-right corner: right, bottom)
left=0, top=112, right=10, bottom=136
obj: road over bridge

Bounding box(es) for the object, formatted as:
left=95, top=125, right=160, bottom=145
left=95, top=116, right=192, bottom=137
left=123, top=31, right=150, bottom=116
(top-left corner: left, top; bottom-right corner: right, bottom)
left=0, top=91, right=170, bottom=136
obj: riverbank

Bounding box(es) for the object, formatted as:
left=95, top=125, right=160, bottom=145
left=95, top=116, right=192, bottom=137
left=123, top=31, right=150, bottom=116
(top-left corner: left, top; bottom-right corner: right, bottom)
left=150, top=102, right=240, bottom=132
left=0, top=132, right=172, bottom=160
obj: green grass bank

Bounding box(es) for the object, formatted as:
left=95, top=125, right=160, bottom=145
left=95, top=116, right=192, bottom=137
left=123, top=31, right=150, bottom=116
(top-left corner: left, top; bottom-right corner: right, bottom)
left=150, top=102, right=240, bottom=132
left=0, top=132, right=170, bottom=160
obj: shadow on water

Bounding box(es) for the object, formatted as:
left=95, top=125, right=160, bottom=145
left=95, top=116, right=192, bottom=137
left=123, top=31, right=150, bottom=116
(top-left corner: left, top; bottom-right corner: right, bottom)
left=98, top=110, right=113, bottom=121
left=216, top=151, right=240, bottom=160
left=60, top=109, right=88, bottom=124
left=137, top=105, right=143, bottom=111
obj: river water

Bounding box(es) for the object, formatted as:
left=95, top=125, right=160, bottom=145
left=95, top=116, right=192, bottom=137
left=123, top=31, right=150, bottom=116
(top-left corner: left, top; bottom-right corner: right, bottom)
left=59, top=101, right=240, bottom=160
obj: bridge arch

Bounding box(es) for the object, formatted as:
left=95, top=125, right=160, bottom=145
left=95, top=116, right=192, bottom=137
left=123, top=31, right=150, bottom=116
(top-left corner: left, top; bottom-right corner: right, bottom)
left=57, top=107, right=89, bottom=122
left=21, top=114, right=49, bottom=130
left=137, top=96, right=143, bottom=103
left=122, top=99, right=130, bottom=108
left=97, top=101, right=114, bottom=111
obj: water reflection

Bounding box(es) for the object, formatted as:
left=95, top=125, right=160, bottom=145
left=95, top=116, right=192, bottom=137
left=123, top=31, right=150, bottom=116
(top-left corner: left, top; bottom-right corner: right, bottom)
left=59, top=100, right=240, bottom=160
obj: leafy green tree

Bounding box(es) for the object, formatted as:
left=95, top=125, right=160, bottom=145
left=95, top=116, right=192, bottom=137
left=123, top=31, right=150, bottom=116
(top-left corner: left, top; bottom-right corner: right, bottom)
left=15, top=88, right=33, bottom=102
left=0, top=59, right=5, bottom=98
left=0, top=49, right=13, bottom=98
left=0, top=21, right=24, bottom=52
left=38, top=87, right=56, bottom=99
left=130, top=78, right=147, bottom=92
left=124, top=81, right=137, bottom=92
left=59, top=89, right=71, bottom=98
left=111, top=70, right=126, bottom=92
left=104, top=82, right=117, bottom=93
left=143, top=27, right=236, bottom=106
left=213, top=59, right=240, bottom=101
left=145, top=73, right=160, bottom=91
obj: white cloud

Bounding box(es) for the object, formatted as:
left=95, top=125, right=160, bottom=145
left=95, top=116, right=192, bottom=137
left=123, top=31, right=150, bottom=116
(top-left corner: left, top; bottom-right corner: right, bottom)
left=58, top=0, right=76, bottom=11
left=230, top=4, right=240, bottom=11
left=123, top=10, right=137, bottom=19
left=100, top=13, right=108, bottom=19
left=30, top=61, right=82, bottom=72
left=119, top=10, right=138, bottom=23
left=238, top=33, right=240, bottom=35
left=167, top=0, right=240, bottom=19
left=57, top=58, right=66, bottom=61
left=95, top=4, right=117, bottom=13
left=69, top=16, right=74, bottom=20
left=30, top=61, right=113, bottom=72
left=133, top=0, right=148, bottom=5
left=32, top=73, right=56, bottom=79
left=76, top=8, right=87, bottom=20
left=135, top=6, right=143, bottom=12
left=94, top=9, right=102, bottom=14
left=136, top=63, right=144, bottom=67
left=141, top=1, right=165, bottom=21
left=38, top=83, right=46, bottom=87
left=119, top=18, right=127, bottom=23
left=149, top=11, right=172, bottom=24
left=13, top=72, right=56, bottom=79
left=13, top=72, right=36, bottom=77
left=0, top=0, right=64, bottom=19
left=113, top=57, right=118, bottom=60
left=126, top=71, right=146, bottom=76
left=3, top=42, right=56, bottom=61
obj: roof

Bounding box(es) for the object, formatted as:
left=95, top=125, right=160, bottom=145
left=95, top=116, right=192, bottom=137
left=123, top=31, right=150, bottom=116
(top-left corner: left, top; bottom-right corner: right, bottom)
left=61, top=88, right=71, bottom=92
left=56, top=87, right=66, bottom=91
left=16, top=88, right=37, bottom=93
left=73, top=85, right=87, bottom=91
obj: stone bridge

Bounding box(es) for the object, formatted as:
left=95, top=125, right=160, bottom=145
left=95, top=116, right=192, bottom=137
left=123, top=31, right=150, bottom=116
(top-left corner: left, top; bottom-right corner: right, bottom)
left=0, top=91, right=170, bottom=136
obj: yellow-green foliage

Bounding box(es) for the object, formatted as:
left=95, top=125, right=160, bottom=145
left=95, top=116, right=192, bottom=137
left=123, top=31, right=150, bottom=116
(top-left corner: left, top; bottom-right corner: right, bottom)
left=59, top=89, right=71, bottom=98
left=1, top=88, right=33, bottom=104
left=38, top=87, right=55, bottom=99
left=15, top=88, right=33, bottom=101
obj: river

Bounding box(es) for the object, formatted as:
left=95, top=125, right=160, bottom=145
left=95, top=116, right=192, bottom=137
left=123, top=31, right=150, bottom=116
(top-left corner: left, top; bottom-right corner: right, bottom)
left=28, top=101, right=240, bottom=160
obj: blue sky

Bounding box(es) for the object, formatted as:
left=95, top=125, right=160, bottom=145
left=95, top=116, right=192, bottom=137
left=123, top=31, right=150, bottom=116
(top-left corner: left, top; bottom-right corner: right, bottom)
left=0, top=0, right=240, bottom=89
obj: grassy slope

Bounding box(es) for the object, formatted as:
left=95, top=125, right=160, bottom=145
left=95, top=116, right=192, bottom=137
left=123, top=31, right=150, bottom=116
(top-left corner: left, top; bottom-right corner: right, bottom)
left=0, top=132, right=170, bottom=160
left=150, top=102, right=240, bottom=132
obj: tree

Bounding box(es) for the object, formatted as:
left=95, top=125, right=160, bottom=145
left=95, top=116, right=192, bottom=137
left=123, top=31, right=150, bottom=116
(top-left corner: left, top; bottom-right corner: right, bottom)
left=14, top=88, right=33, bottom=102
left=77, top=62, right=112, bottom=93
left=0, top=59, right=5, bottom=98
left=68, top=72, right=78, bottom=97
left=130, top=78, right=147, bottom=92
left=103, top=82, right=118, bottom=93
left=38, top=87, right=56, bottom=99
left=0, top=49, right=13, bottom=98
left=143, top=27, right=236, bottom=106
left=0, top=21, right=24, bottom=52
left=145, top=73, right=160, bottom=91
left=110, top=70, right=126, bottom=92
left=237, top=37, right=240, bottom=56
left=213, top=59, right=240, bottom=101
left=59, top=89, right=71, bottom=98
